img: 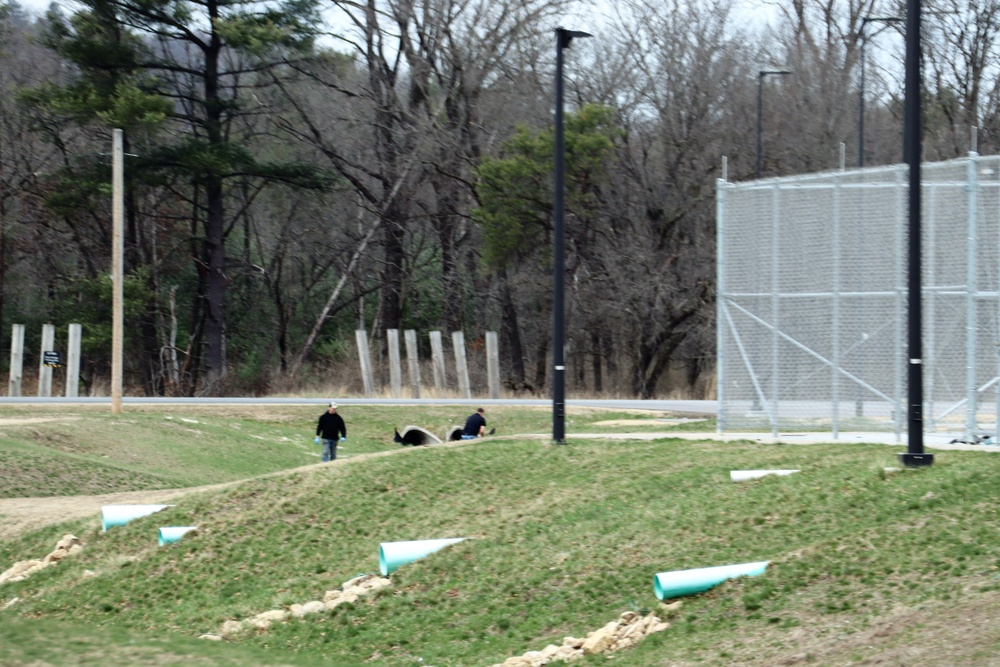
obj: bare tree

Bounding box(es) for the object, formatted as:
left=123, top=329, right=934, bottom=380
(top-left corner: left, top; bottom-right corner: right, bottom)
left=922, top=0, right=1000, bottom=156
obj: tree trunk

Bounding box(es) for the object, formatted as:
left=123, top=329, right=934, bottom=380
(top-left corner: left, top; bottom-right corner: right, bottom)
left=201, top=21, right=226, bottom=391
left=378, top=204, right=405, bottom=333
left=498, top=271, right=526, bottom=385
left=533, top=336, right=547, bottom=393
left=591, top=331, right=602, bottom=394
left=202, top=177, right=226, bottom=390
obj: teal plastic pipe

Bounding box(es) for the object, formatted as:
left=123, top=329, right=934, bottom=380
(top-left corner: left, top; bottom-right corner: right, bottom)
left=158, top=526, right=198, bottom=546
left=654, top=560, right=769, bottom=600
left=101, top=504, right=171, bottom=532
left=379, top=538, right=465, bottom=575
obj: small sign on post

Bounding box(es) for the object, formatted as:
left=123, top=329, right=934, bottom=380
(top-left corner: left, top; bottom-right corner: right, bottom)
left=43, top=351, right=63, bottom=368
left=38, top=324, right=55, bottom=397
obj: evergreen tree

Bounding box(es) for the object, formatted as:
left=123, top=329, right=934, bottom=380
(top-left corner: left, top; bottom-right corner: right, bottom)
left=28, top=0, right=330, bottom=393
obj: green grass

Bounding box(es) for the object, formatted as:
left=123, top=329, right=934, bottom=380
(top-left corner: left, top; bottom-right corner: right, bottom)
left=3, top=407, right=1000, bottom=665
left=0, top=615, right=347, bottom=666
left=0, top=408, right=315, bottom=496
left=0, top=404, right=558, bottom=497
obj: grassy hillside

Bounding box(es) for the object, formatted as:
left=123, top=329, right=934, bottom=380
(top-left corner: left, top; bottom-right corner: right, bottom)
left=0, top=407, right=320, bottom=497
left=0, top=615, right=345, bottom=666
left=2, top=410, right=1000, bottom=666
left=0, top=404, right=595, bottom=497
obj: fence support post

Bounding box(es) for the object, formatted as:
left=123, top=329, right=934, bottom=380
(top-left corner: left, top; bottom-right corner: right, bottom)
left=964, top=151, right=979, bottom=441
left=8, top=324, right=24, bottom=397
left=404, top=329, right=420, bottom=398
left=66, top=323, right=82, bottom=398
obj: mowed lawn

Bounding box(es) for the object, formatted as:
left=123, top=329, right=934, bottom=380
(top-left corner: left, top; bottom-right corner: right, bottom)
left=1, top=405, right=1000, bottom=666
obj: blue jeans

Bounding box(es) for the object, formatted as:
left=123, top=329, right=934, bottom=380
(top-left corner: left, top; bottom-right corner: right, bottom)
left=321, top=438, right=338, bottom=461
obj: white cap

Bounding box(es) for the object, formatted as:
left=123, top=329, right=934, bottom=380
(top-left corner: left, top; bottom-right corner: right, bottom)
left=328, top=401, right=338, bottom=408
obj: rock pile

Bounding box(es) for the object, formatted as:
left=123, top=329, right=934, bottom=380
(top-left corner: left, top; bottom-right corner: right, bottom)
left=489, top=611, right=670, bottom=667
left=0, top=535, right=83, bottom=585
left=210, top=573, right=392, bottom=639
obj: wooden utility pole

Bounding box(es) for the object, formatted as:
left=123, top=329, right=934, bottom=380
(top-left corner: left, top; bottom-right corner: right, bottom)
left=111, top=129, right=124, bottom=414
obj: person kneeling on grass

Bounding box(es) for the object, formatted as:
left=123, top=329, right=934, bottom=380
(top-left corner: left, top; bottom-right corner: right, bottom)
left=315, top=401, right=347, bottom=461
left=461, top=407, right=486, bottom=440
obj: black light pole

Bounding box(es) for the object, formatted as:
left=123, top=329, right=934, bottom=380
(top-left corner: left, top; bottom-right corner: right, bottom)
left=756, top=70, right=791, bottom=179
left=859, top=16, right=904, bottom=167
left=901, top=0, right=932, bottom=466
left=553, top=27, right=590, bottom=444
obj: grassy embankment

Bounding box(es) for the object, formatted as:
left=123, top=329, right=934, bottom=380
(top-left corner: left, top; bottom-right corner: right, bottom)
left=2, top=405, right=999, bottom=666
left=1, top=404, right=663, bottom=497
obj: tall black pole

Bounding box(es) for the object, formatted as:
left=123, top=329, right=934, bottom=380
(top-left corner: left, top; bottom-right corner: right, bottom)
left=553, top=28, right=590, bottom=444
left=553, top=29, right=567, bottom=444
left=756, top=70, right=791, bottom=179
left=901, top=0, right=932, bottom=466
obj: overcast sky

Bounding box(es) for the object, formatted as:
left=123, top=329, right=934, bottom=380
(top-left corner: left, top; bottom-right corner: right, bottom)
left=12, top=0, right=781, bottom=31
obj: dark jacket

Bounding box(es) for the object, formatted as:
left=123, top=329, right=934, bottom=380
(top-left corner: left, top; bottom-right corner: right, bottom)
left=317, top=412, right=347, bottom=440
left=462, top=412, right=486, bottom=436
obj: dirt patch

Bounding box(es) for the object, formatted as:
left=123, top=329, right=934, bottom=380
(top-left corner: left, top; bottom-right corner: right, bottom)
left=754, top=590, right=1000, bottom=666
left=0, top=417, right=82, bottom=426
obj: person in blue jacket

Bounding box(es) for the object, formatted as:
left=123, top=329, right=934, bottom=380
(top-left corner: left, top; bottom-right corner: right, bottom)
left=316, top=401, right=347, bottom=461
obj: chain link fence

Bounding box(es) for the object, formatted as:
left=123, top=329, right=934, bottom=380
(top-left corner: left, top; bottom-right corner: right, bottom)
left=717, top=154, right=1000, bottom=440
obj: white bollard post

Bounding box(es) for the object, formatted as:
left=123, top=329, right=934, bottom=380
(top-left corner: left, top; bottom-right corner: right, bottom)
left=387, top=328, right=402, bottom=398
left=8, top=324, right=24, bottom=397
left=404, top=329, right=420, bottom=398
left=486, top=331, right=500, bottom=399
left=356, top=330, right=375, bottom=396
left=429, top=331, right=446, bottom=390
left=38, top=324, right=55, bottom=397
left=452, top=331, right=472, bottom=399
left=66, top=323, right=82, bottom=398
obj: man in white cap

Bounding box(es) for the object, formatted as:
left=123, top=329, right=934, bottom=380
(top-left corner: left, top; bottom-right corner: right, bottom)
left=315, top=401, right=347, bottom=461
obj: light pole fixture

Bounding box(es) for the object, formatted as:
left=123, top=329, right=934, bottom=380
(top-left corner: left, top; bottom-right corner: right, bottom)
left=859, top=16, right=904, bottom=167
left=901, top=0, right=931, bottom=466
left=553, top=27, right=591, bottom=444
left=756, top=69, right=791, bottom=179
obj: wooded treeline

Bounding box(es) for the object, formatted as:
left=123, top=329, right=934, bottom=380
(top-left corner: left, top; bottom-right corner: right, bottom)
left=0, top=0, right=997, bottom=397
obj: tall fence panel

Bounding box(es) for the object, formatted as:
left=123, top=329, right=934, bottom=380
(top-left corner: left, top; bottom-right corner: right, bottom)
left=718, top=155, right=1000, bottom=441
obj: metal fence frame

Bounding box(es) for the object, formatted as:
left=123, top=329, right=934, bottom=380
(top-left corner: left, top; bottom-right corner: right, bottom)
left=717, top=153, right=1000, bottom=441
